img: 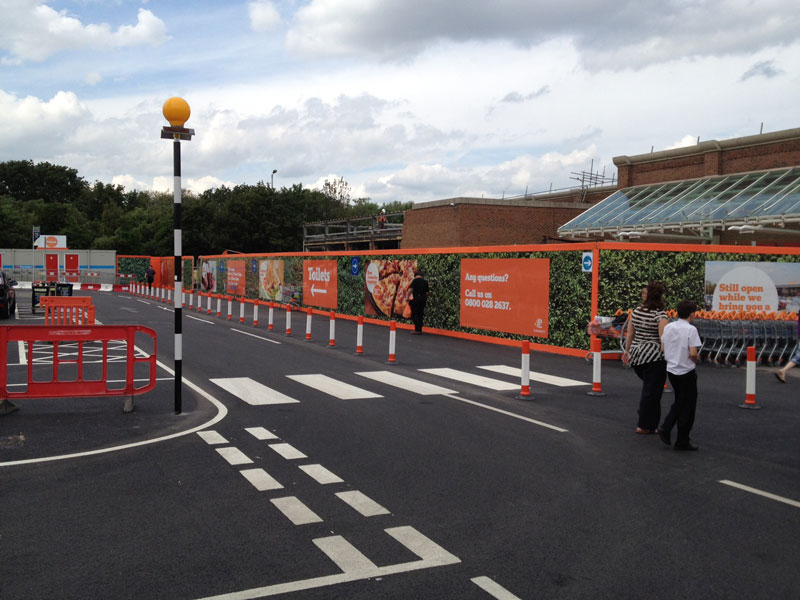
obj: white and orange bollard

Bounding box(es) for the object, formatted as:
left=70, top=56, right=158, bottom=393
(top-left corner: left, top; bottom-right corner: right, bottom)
left=253, top=301, right=260, bottom=327
left=188, top=290, right=193, bottom=310
left=268, top=302, right=274, bottom=331
left=355, top=315, right=364, bottom=355
left=740, top=346, right=761, bottom=409
left=285, top=305, right=292, bottom=335
left=328, top=311, right=336, bottom=347
left=586, top=337, right=606, bottom=396
left=516, top=340, right=532, bottom=400
left=227, top=296, right=233, bottom=320
left=387, top=320, right=397, bottom=364
left=239, top=299, right=245, bottom=324
left=216, top=295, right=222, bottom=318
left=305, top=307, right=313, bottom=341
left=206, top=294, right=213, bottom=315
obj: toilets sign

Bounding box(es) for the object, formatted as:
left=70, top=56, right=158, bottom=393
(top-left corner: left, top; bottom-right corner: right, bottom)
left=303, top=260, right=338, bottom=309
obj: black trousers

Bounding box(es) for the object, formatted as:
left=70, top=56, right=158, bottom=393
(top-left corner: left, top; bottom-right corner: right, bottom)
left=147, top=278, right=154, bottom=291
left=661, top=370, right=697, bottom=446
left=410, top=299, right=426, bottom=332
left=632, top=359, right=666, bottom=430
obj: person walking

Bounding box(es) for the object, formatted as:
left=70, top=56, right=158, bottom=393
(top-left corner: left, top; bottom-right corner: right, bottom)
left=408, top=270, right=429, bottom=334
left=145, top=265, right=155, bottom=292
left=659, top=299, right=703, bottom=451
left=775, top=311, right=799, bottom=384
left=622, top=281, right=669, bottom=434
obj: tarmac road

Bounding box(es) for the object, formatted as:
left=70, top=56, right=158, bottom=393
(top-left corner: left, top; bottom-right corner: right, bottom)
left=1, top=289, right=798, bottom=599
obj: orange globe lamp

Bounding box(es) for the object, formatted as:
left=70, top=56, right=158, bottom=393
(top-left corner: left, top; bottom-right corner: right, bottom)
left=163, top=97, right=191, bottom=127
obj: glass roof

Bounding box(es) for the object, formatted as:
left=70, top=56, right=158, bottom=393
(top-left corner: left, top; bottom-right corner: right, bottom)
left=558, top=166, right=800, bottom=237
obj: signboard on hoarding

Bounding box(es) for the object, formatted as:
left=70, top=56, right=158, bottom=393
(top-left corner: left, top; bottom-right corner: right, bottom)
left=34, top=235, right=67, bottom=249
left=303, top=259, right=338, bottom=309
left=705, top=261, right=800, bottom=313
left=460, top=258, right=550, bottom=337
left=226, top=260, right=246, bottom=295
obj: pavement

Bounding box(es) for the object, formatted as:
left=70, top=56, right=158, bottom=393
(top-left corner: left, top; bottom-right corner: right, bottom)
left=1, top=288, right=798, bottom=600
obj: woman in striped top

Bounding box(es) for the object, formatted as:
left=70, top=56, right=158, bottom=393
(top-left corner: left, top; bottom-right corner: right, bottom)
left=623, top=281, right=669, bottom=434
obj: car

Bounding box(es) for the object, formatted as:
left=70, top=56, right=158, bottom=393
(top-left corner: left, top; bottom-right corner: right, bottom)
left=0, top=271, right=18, bottom=318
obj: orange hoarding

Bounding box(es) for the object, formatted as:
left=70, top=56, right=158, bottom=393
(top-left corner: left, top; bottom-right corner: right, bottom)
left=460, top=258, right=550, bottom=337
left=227, top=260, right=246, bottom=295
left=303, top=259, right=338, bottom=309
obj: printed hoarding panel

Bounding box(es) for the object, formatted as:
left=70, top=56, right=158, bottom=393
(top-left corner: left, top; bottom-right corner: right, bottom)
left=364, top=259, right=417, bottom=319
left=303, top=259, right=338, bottom=309
left=705, top=261, right=800, bottom=313
left=460, top=258, right=550, bottom=337
left=226, top=260, right=246, bottom=295
left=259, top=259, right=285, bottom=301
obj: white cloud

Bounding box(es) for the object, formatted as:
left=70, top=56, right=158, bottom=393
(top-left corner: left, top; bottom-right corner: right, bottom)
left=111, top=174, right=147, bottom=191
left=665, top=135, right=699, bottom=150
left=0, top=3, right=167, bottom=63
left=85, top=71, right=102, bottom=85
left=249, top=0, right=281, bottom=33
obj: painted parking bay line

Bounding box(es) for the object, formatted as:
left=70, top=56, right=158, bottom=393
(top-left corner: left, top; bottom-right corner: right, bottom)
left=719, top=480, right=800, bottom=509
left=210, top=377, right=300, bottom=405
left=355, top=370, right=458, bottom=395
left=478, top=365, right=589, bottom=387
left=286, top=374, right=382, bottom=399
left=419, top=368, right=518, bottom=391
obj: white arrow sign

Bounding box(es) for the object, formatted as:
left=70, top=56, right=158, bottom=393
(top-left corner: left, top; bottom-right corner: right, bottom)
left=311, top=285, right=327, bottom=296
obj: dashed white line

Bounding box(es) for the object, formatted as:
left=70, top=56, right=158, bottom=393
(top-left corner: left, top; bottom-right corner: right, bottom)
left=240, top=468, right=283, bottom=491
left=187, top=314, right=216, bottom=324
left=471, top=576, right=523, bottom=600
left=216, top=447, right=253, bottom=466
left=299, top=464, right=344, bottom=485
left=231, top=328, right=281, bottom=344
left=197, top=431, right=229, bottom=445
left=314, top=536, right=378, bottom=573
left=271, top=496, right=323, bottom=525
left=719, top=480, right=800, bottom=509
left=269, top=443, right=307, bottom=460
left=245, top=426, right=279, bottom=441
left=335, top=490, right=390, bottom=517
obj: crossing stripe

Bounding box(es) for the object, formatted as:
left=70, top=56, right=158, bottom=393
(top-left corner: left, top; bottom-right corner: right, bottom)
left=240, top=468, right=283, bottom=491
left=210, top=377, right=300, bottom=405
left=314, top=536, right=378, bottom=573
left=355, top=370, right=458, bottom=395
left=271, top=496, right=323, bottom=525
left=478, top=365, right=589, bottom=387
left=419, top=368, right=518, bottom=390
left=385, top=526, right=460, bottom=565
left=286, top=374, right=382, bottom=399
left=299, top=464, right=344, bottom=484
left=197, top=430, right=228, bottom=445
left=216, top=447, right=253, bottom=466
left=245, top=426, right=279, bottom=441
left=269, top=442, right=307, bottom=460
left=335, top=490, right=390, bottom=517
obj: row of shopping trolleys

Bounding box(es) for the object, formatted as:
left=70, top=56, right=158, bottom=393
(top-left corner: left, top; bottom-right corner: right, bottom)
left=695, top=318, right=798, bottom=367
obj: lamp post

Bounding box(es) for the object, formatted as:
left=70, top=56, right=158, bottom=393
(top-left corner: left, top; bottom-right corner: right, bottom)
left=161, top=97, right=195, bottom=414
left=271, top=168, right=278, bottom=189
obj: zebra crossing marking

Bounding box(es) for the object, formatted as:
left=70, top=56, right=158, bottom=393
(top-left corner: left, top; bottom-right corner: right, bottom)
left=355, top=370, right=458, bottom=395
left=419, top=368, right=519, bottom=390
left=287, top=374, right=382, bottom=399
left=210, top=377, right=300, bottom=405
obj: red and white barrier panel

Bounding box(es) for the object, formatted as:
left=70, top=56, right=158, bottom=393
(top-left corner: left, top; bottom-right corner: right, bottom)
left=516, top=340, right=532, bottom=400
left=586, top=337, right=606, bottom=396
left=740, top=346, right=761, bottom=409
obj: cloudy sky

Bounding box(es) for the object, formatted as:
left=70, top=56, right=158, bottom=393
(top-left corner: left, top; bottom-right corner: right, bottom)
left=2, top=0, right=799, bottom=204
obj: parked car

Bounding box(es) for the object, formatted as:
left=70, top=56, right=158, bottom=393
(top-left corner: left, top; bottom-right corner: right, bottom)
left=0, top=271, right=18, bottom=318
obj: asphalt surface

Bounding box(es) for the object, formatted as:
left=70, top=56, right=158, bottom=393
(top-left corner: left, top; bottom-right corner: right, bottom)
left=1, top=289, right=798, bottom=600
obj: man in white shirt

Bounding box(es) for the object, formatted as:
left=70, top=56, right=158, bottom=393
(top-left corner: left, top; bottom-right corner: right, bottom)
left=658, top=300, right=702, bottom=451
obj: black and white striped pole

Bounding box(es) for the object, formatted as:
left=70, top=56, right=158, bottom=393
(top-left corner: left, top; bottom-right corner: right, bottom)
left=161, top=97, right=194, bottom=414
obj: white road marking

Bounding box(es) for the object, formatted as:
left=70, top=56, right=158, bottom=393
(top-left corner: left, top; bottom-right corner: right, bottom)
left=719, top=480, right=800, bottom=509
left=479, top=364, right=589, bottom=387
left=197, top=431, right=228, bottom=445
left=271, top=496, right=323, bottom=525
left=216, top=447, right=253, bottom=466
left=187, top=314, right=216, bottom=324
left=17, top=341, right=26, bottom=365
left=287, top=374, right=382, bottom=399
left=231, top=328, right=281, bottom=344
left=245, top=426, right=279, bottom=441
left=443, top=393, right=568, bottom=433
left=355, top=370, right=458, bottom=395
left=299, top=464, right=344, bottom=484
left=314, top=536, right=377, bottom=573
left=471, top=576, right=523, bottom=600
left=240, top=468, right=283, bottom=491
left=210, top=377, right=299, bottom=405
left=420, top=368, right=519, bottom=391
left=269, top=443, right=307, bottom=460
left=0, top=359, right=228, bottom=468
left=335, top=490, right=390, bottom=517
left=192, top=526, right=460, bottom=599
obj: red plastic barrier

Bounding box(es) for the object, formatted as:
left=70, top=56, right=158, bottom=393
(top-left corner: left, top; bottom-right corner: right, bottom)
left=0, top=325, right=157, bottom=400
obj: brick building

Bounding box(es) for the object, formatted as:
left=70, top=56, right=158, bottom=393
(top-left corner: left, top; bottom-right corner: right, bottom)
left=401, top=127, right=800, bottom=248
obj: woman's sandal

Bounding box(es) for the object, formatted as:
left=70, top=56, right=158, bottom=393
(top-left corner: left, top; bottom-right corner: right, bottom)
left=775, top=372, right=787, bottom=383
left=635, top=427, right=655, bottom=434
